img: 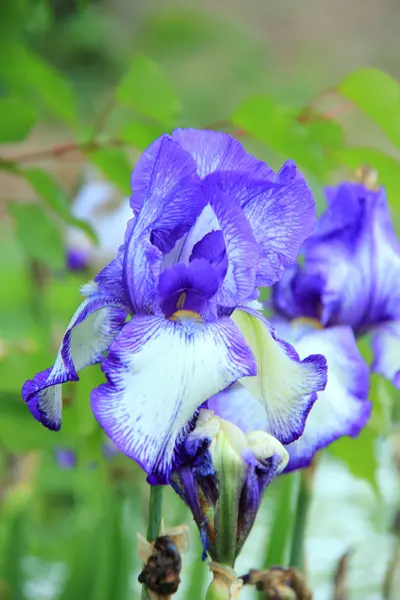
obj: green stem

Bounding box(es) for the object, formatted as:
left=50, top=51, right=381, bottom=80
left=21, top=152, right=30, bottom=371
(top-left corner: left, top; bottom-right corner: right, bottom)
left=141, top=485, right=164, bottom=600
left=289, top=468, right=313, bottom=571
left=146, top=485, right=164, bottom=542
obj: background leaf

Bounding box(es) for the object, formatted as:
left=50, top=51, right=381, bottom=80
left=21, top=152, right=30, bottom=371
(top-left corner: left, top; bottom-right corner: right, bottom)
left=0, top=97, right=37, bottom=143
left=116, top=55, right=181, bottom=125
left=338, top=68, right=400, bottom=149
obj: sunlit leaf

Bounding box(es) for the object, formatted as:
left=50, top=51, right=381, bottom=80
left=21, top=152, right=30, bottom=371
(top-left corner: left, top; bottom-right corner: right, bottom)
left=89, top=147, right=132, bottom=193
left=232, top=96, right=338, bottom=178
left=8, top=203, right=65, bottom=269
left=116, top=55, right=181, bottom=125
left=0, top=97, right=37, bottom=143
left=23, top=168, right=97, bottom=242
left=338, top=68, right=400, bottom=148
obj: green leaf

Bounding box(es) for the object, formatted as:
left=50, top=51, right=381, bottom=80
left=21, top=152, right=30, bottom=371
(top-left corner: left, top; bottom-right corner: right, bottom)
left=0, top=97, right=37, bottom=142
left=116, top=55, right=181, bottom=125
left=8, top=202, right=65, bottom=269
left=263, top=473, right=299, bottom=568
left=118, top=120, right=167, bottom=150
left=0, top=42, right=77, bottom=125
left=0, top=511, right=27, bottom=600
left=89, top=147, right=132, bottom=193
left=232, top=96, right=338, bottom=178
left=328, top=418, right=379, bottom=491
left=23, top=168, right=97, bottom=242
left=338, top=68, right=400, bottom=148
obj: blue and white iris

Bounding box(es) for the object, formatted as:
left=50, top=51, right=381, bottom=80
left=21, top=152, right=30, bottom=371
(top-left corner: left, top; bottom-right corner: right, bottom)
left=22, top=129, right=328, bottom=484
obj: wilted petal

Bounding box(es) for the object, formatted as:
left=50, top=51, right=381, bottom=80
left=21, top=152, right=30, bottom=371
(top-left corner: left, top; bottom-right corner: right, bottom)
left=231, top=309, right=327, bottom=444
left=22, top=294, right=127, bottom=430
left=171, top=128, right=274, bottom=179
left=276, top=324, right=372, bottom=471
left=91, top=314, right=256, bottom=483
left=304, top=183, right=400, bottom=332
left=371, top=321, right=400, bottom=387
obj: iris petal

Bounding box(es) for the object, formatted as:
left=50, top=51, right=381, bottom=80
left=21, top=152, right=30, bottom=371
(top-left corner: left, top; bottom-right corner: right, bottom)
left=231, top=308, right=327, bottom=444
left=91, top=314, right=256, bottom=483
left=22, top=294, right=127, bottom=430
left=278, top=324, right=372, bottom=471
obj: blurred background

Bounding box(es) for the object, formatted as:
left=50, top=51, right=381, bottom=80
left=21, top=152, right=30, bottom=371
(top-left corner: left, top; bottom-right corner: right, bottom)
left=0, top=1, right=400, bottom=599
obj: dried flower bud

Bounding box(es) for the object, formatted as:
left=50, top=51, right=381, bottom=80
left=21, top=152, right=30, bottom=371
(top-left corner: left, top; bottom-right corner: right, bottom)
left=138, top=536, right=182, bottom=597
left=242, top=567, right=312, bottom=600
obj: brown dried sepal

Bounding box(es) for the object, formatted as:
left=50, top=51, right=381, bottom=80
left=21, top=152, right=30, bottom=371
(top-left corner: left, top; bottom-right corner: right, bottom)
left=243, top=567, right=312, bottom=600
left=138, top=536, right=182, bottom=597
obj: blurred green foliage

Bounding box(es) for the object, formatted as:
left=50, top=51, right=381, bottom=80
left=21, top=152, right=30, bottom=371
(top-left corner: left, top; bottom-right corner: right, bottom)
left=0, top=0, right=399, bottom=598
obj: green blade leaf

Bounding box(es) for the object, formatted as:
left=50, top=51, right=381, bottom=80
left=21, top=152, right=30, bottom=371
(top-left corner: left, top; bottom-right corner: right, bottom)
left=116, top=55, right=181, bottom=125
left=338, top=68, right=400, bottom=148
left=88, top=147, right=132, bottom=193
left=0, top=97, right=37, bottom=143
left=23, top=168, right=97, bottom=242
left=8, top=202, right=65, bottom=269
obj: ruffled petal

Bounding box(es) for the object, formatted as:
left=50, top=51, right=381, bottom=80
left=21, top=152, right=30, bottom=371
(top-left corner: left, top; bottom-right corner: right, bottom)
left=124, top=137, right=206, bottom=313
left=91, top=314, right=256, bottom=483
left=171, top=128, right=274, bottom=179
left=231, top=309, right=327, bottom=444
left=241, top=161, right=316, bottom=286
left=274, top=323, right=372, bottom=471
left=304, top=183, right=400, bottom=332
left=371, top=320, right=400, bottom=387
left=22, top=294, right=127, bottom=430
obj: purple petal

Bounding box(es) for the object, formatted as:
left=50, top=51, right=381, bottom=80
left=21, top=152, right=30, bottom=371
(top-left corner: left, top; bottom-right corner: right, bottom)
left=202, top=174, right=260, bottom=307
left=274, top=324, right=372, bottom=471
left=124, top=137, right=206, bottom=313
left=171, top=128, right=274, bottom=179
left=22, top=294, right=127, bottom=430
left=241, top=161, right=316, bottom=287
left=190, top=230, right=228, bottom=283
left=66, top=248, right=89, bottom=272
left=157, top=259, right=219, bottom=318
left=371, top=320, right=400, bottom=387
left=271, top=265, right=324, bottom=321
left=304, top=182, right=400, bottom=332
left=91, top=314, right=256, bottom=483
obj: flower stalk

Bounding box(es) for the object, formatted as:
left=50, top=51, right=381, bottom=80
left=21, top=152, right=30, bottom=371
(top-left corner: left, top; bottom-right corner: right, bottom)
left=289, top=463, right=316, bottom=571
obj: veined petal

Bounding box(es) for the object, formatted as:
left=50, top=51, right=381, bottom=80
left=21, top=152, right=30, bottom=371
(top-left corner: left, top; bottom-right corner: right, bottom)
left=231, top=309, right=327, bottom=444
left=304, top=183, right=400, bottom=332
left=22, top=295, right=127, bottom=430
left=124, top=137, right=206, bottom=313
left=277, top=324, right=372, bottom=471
left=91, top=314, right=256, bottom=483
left=371, top=321, right=400, bottom=387
left=242, top=161, right=316, bottom=287
left=202, top=174, right=259, bottom=307
left=171, top=129, right=274, bottom=179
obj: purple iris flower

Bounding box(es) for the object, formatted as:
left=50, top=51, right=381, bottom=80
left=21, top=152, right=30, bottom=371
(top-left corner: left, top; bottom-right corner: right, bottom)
left=269, top=180, right=400, bottom=468
left=22, top=129, right=327, bottom=484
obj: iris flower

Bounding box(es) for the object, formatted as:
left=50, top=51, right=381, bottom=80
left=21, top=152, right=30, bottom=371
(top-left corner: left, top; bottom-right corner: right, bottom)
left=22, top=129, right=327, bottom=484
left=270, top=180, right=399, bottom=467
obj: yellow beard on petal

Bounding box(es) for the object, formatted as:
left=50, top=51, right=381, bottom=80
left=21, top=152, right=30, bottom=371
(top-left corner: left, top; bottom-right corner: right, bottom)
left=292, top=316, right=323, bottom=330
left=170, top=309, right=203, bottom=322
